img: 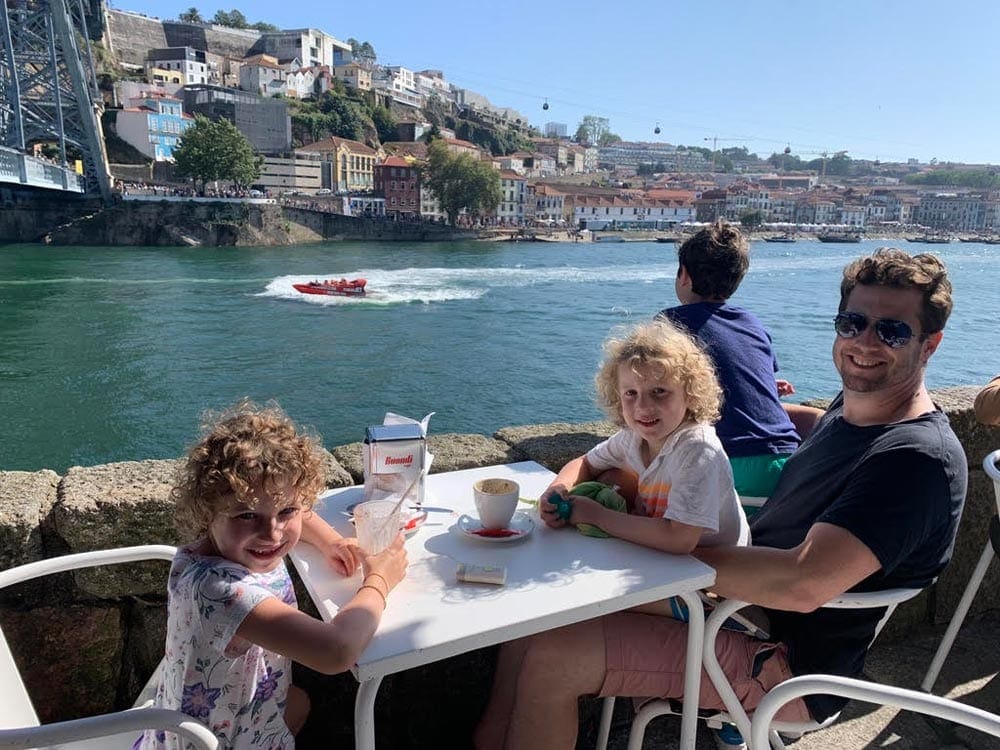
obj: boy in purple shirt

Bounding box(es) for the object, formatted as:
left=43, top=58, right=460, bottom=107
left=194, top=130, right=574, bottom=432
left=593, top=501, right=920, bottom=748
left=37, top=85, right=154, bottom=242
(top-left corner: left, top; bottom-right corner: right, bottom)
left=658, top=221, right=815, bottom=499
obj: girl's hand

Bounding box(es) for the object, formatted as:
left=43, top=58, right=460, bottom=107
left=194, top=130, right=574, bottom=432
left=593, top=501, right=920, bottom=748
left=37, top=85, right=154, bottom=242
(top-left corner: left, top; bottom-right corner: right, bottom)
left=539, top=485, right=570, bottom=528
left=324, top=536, right=364, bottom=576
left=362, top=534, right=408, bottom=592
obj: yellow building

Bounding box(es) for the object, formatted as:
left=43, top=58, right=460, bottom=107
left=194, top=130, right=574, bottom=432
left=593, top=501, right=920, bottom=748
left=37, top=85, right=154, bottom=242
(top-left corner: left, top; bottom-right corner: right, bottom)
left=295, top=136, right=380, bottom=193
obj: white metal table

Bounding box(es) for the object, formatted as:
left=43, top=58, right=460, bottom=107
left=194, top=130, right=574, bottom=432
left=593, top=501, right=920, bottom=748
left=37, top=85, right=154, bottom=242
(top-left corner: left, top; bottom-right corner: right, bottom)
left=289, top=461, right=716, bottom=750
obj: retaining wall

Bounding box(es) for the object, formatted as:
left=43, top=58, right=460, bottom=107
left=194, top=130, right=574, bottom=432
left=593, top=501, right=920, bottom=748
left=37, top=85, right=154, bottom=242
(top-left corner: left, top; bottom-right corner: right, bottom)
left=1, top=388, right=997, bottom=746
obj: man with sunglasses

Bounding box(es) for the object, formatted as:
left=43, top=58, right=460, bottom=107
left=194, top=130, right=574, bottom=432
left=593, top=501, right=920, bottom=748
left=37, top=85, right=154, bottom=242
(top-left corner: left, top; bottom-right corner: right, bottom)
left=475, top=249, right=967, bottom=750
left=696, top=247, right=967, bottom=728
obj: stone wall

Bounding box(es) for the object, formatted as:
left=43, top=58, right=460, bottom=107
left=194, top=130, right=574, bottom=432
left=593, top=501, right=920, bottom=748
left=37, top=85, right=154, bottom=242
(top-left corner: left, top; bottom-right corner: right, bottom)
left=38, top=201, right=482, bottom=246
left=0, top=192, right=105, bottom=243
left=104, top=11, right=168, bottom=69
left=104, top=11, right=261, bottom=68
left=2, top=391, right=997, bottom=744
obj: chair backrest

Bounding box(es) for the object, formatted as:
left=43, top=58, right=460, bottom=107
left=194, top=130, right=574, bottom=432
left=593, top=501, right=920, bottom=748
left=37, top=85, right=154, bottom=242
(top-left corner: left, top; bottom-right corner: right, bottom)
left=750, top=674, right=1000, bottom=750
left=0, top=628, right=39, bottom=730
left=0, top=546, right=177, bottom=732
left=824, top=586, right=925, bottom=646
left=984, top=449, right=1000, bottom=516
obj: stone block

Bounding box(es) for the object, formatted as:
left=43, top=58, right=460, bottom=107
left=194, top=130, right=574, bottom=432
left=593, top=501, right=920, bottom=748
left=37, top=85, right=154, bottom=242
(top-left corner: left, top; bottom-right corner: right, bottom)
left=933, top=469, right=1000, bottom=622
left=427, top=433, right=520, bottom=473
left=118, top=597, right=168, bottom=707
left=329, top=442, right=364, bottom=483
left=319, top=448, right=353, bottom=489
left=932, top=385, right=1000, bottom=469
left=0, top=469, right=59, bottom=569
left=0, top=604, right=122, bottom=722
left=330, top=433, right=516, bottom=483
left=494, top=421, right=617, bottom=472
left=54, top=460, right=181, bottom=598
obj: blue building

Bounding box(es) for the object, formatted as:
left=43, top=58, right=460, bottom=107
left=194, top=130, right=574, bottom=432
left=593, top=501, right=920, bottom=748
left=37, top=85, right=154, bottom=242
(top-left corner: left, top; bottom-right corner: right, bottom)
left=115, top=91, right=194, bottom=162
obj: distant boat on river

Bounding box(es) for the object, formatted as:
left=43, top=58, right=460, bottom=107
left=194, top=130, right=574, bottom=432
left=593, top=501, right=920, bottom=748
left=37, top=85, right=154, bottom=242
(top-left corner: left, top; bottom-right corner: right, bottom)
left=817, top=232, right=862, bottom=243
left=907, top=235, right=953, bottom=244
left=764, top=233, right=797, bottom=243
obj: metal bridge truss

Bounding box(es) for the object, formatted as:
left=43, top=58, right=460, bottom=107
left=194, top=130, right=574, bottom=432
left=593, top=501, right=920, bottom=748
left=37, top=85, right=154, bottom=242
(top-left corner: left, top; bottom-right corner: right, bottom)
left=0, top=0, right=111, bottom=202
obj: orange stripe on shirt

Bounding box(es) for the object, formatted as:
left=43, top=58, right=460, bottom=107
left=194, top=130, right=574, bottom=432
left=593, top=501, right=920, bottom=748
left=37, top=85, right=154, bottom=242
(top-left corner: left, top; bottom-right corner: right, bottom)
left=637, top=481, right=671, bottom=518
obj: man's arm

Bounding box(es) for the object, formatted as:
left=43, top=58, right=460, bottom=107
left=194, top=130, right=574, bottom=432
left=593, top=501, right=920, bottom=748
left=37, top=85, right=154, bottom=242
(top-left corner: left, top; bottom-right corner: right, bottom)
left=783, top=403, right=826, bottom=440
left=694, top=522, right=881, bottom=612
left=974, top=375, right=1000, bottom=426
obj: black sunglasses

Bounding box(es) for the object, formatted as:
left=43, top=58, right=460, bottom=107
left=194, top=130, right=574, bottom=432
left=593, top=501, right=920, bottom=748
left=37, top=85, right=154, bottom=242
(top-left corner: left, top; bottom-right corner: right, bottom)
left=834, top=311, right=916, bottom=348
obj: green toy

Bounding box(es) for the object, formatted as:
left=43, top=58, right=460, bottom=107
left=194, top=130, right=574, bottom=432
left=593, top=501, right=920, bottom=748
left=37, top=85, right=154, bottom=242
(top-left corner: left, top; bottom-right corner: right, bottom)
left=567, top=481, right=628, bottom=538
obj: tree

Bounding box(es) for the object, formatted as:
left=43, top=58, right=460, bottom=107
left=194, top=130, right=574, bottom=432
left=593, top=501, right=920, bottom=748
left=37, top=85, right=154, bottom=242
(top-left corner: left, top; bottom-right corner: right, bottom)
left=739, top=210, right=765, bottom=229
left=178, top=7, right=203, bottom=23
left=211, top=9, right=248, bottom=28
left=423, top=140, right=501, bottom=225
left=346, top=38, right=377, bottom=68
left=574, top=115, right=619, bottom=146
left=371, top=106, right=397, bottom=144
left=173, top=116, right=261, bottom=192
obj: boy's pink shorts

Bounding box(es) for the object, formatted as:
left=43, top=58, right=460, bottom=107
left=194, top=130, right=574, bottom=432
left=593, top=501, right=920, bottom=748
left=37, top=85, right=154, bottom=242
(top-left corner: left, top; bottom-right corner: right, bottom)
left=598, top=611, right=813, bottom=724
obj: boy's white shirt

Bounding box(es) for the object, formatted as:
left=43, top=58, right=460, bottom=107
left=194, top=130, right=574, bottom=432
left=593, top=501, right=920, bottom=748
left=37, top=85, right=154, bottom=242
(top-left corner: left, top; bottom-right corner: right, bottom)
left=586, top=421, right=749, bottom=547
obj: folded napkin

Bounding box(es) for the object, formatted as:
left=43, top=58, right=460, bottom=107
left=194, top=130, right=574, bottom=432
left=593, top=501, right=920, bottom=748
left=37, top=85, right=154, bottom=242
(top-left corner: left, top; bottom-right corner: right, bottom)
left=568, top=481, right=627, bottom=538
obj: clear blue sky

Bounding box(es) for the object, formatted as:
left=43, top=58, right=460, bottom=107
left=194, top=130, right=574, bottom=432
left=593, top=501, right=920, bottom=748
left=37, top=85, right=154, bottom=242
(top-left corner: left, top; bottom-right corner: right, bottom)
left=121, top=0, right=1000, bottom=165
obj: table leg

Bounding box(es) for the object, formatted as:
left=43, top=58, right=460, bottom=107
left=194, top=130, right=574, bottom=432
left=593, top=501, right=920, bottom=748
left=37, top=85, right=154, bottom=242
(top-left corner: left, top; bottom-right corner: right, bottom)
left=678, top=591, right=704, bottom=750
left=354, top=676, right=383, bottom=750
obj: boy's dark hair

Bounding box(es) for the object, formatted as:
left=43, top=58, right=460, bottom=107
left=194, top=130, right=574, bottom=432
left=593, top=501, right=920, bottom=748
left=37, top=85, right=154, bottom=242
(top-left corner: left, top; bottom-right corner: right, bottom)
left=676, top=220, right=750, bottom=300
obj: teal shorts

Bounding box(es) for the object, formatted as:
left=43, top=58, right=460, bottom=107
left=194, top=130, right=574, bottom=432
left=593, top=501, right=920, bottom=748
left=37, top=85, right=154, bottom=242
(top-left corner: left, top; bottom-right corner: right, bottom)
left=729, top=454, right=792, bottom=515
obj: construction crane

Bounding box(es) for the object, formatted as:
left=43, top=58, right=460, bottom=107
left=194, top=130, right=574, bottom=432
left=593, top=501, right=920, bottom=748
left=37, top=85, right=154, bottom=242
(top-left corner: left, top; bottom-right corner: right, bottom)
left=796, top=149, right=849, bottom=180
left=703, top=136, right=752, bottom=172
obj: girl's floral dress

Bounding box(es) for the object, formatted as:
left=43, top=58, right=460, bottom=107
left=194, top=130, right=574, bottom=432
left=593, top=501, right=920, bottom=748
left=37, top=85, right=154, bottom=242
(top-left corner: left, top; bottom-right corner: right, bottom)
left=136, top=544, right=297, bottom=750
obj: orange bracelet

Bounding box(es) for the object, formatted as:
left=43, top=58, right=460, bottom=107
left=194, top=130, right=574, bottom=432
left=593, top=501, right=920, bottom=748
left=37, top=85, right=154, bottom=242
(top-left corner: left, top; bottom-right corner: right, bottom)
left=358, top=584, right=387, bottom=608
left=365, top=573, right=390, bottom=592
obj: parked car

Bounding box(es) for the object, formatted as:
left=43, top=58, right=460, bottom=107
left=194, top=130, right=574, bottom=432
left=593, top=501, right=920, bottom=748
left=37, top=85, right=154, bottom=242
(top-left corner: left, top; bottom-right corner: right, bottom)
left=316, top=188, right=333, bottom=196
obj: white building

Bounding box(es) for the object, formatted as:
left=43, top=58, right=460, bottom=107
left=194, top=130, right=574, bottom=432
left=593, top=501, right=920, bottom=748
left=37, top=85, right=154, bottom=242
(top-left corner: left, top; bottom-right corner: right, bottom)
left=145, top=47, right=208, bottom=86
left=239, top=54, right=285, bottom=97
left=414, top=69, right=453, bottom=100
left=572, top=196, right=696, bottom=229
left=544, top=122, right=567, bottom=138
left=374, top=66, right=425, bottom=107
left=497, top=170, right=526, bottom=224
left=258, top=29, right=350, bottom=69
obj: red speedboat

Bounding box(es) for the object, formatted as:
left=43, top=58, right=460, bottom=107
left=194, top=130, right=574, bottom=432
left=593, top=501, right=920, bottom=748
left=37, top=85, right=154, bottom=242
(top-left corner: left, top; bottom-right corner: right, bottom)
left=293, top=278, right=367, bottom=297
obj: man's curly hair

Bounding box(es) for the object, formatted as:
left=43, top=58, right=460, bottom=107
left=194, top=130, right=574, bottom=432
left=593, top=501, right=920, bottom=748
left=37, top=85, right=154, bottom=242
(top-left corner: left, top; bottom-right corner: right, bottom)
left=594, top=320, right=722, bottom=428
left=840, top=248, right=953, bottom=335
left=173, top=399, right=326, bottom=539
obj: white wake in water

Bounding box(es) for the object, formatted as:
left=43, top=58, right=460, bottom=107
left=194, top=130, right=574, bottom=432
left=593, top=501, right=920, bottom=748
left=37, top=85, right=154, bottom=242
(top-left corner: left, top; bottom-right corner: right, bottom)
left=259, top=264, right=676, bottom=306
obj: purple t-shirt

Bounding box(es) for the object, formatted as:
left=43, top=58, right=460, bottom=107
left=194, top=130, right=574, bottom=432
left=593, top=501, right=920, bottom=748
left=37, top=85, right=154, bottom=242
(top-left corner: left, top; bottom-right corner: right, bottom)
left=658, top=302, right=799, bottom=458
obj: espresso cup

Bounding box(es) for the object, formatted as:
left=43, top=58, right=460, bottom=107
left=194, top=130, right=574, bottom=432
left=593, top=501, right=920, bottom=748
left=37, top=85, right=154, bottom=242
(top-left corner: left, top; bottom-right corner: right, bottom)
left=473, top=478, right=519, bottom=530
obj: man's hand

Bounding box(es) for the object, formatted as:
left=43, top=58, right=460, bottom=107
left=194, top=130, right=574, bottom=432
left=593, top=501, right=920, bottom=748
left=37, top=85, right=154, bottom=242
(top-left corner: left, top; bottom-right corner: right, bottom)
left=776, top=379, right=796, bottom=397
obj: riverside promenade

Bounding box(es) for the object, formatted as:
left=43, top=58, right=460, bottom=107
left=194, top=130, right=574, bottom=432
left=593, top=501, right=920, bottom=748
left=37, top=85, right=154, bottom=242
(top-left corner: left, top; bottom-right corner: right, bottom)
left=1, top=387, right=998, bottom=748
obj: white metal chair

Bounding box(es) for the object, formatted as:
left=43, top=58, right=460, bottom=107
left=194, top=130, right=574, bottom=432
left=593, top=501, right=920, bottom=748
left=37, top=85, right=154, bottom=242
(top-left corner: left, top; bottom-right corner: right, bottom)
left=0, top=545, right=219, bottom=750
left=595, top=587, right=923, bottom=750
left=750, top=674, right=1000, bottom=750
left=922, top=448, right=1000, bottom=692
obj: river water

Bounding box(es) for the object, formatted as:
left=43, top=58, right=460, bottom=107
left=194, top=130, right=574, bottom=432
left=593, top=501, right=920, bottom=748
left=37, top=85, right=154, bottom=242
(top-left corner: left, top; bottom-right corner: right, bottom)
left=2, top=238, right=997, bottom=472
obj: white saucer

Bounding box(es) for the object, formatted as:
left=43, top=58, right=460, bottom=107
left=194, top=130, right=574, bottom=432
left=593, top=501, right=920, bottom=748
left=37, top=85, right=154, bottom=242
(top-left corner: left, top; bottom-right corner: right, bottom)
left=456, top=512, right=534, bottom=543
